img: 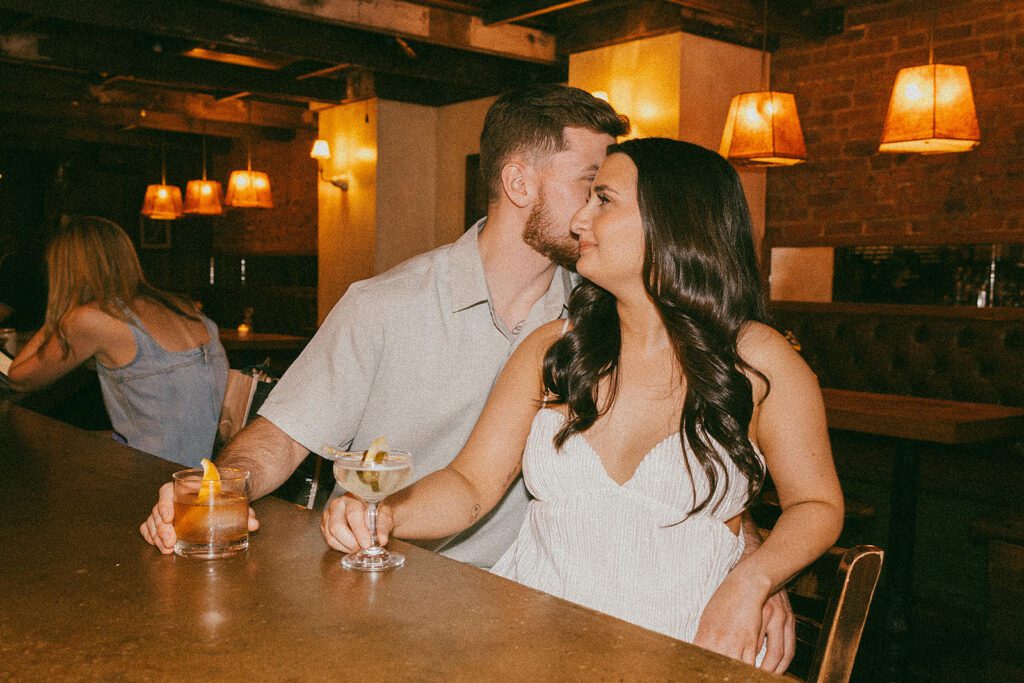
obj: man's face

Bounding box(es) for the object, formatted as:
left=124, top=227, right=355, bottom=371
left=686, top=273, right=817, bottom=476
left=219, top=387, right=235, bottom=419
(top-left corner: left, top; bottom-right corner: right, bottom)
left=523, top=127, right=614, bottom=268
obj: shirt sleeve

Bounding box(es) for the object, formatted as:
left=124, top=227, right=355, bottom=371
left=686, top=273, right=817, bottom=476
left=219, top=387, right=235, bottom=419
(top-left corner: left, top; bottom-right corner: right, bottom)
left=257, top=282, right=384, bottom=455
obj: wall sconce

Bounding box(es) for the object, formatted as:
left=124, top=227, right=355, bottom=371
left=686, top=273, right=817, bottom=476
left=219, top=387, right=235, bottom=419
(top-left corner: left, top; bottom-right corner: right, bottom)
left=310, top=139, right=349, bottom=191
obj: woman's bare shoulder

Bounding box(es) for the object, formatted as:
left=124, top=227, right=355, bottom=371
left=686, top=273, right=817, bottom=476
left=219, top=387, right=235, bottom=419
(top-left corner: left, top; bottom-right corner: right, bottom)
left=737, top=321, right=818, bottom=390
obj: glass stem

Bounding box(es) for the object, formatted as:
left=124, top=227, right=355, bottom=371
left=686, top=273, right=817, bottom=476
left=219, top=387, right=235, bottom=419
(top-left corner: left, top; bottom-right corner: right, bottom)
left=366, top=501, right=379, bottom=551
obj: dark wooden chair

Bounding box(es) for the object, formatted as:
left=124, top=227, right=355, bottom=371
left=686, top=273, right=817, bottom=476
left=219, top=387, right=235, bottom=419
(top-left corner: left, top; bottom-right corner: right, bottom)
left=785, top=544, right=885, bottom=683
left=217, top=368, right=333, bottom=510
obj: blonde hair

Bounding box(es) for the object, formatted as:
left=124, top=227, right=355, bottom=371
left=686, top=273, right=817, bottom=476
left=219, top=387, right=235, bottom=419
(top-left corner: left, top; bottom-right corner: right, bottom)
left=43, top=216, right=197, bottom=355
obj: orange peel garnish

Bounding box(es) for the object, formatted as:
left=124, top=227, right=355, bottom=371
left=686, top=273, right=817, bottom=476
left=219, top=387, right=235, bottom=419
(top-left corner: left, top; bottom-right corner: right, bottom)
left=198, top=458, right=222, bottom=502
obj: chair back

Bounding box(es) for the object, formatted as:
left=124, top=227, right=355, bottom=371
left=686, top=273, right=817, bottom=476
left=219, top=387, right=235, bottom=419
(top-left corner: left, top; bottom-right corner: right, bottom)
left=216, top=368, right=328, bottom=510
left=788, top=544, right=884, bottom=683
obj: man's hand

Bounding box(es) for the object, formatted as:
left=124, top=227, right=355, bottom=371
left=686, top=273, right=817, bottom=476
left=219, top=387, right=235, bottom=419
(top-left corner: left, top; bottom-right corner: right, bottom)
left=321, top=494, right=394, bottom=552
left=758, top=589, right=796, bottom=673
left=139, top=481, right=260, bottom=553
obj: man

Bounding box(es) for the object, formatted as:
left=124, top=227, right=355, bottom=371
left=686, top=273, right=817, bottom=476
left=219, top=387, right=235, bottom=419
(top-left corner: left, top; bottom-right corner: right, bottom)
left=141, top=84, right=793, bottom=670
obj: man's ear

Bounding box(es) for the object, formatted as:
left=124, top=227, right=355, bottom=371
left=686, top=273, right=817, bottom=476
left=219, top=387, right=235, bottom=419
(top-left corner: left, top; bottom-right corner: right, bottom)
left=499, top=161, right=534, bottom=209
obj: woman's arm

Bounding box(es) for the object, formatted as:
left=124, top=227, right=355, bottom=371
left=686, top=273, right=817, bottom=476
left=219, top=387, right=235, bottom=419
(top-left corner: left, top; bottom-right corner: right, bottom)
left=695, top=322, right=843, bottom=665
left=7, top=307, right=111, bottom=392
left=321, top=320, right=564, bottom=552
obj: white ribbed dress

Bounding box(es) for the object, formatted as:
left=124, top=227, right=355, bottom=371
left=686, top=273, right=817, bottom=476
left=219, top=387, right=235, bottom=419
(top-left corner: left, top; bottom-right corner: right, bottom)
left=491, top=408, right=760, bottom=643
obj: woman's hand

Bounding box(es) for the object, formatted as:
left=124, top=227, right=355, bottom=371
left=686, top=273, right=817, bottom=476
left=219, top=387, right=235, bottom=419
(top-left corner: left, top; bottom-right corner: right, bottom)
left=320, top=493, right=394, bottom=552
left=694, top=570, right=772, bottom=666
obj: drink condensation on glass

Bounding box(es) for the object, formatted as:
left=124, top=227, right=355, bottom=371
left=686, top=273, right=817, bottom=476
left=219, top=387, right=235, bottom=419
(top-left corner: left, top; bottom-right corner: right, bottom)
left=172, top=467, right=250, bottom=559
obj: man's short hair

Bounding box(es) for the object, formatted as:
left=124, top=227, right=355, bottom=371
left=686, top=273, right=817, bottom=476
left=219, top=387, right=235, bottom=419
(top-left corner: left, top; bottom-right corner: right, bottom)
left=480, top=84, right=629, bottom=203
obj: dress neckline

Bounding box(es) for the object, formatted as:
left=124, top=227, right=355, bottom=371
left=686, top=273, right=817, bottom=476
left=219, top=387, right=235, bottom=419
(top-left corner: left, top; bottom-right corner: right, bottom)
left=537, top=407, right=681, bottom=488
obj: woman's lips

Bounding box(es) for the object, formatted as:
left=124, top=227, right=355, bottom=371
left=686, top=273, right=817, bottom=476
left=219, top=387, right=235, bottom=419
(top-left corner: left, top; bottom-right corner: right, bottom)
left=578, top=241, right=596, bottom=251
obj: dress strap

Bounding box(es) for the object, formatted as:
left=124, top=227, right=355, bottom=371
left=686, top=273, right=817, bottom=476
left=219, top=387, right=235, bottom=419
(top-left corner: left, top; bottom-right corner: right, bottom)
left=560, top=317, right=570, bottom=335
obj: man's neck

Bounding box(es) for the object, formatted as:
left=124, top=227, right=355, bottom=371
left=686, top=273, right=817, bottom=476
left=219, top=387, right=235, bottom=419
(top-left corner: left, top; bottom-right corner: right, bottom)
left=477, top=206, right=558, bottom=331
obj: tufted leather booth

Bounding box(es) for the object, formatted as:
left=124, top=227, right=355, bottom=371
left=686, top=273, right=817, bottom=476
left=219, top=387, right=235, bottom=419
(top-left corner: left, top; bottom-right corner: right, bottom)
left=770, top=302, right=1024, bottom=408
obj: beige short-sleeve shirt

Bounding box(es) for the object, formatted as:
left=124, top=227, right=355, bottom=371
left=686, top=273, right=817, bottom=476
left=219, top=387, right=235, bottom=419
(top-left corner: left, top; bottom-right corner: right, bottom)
left=259, top=220, right=572, bottom=567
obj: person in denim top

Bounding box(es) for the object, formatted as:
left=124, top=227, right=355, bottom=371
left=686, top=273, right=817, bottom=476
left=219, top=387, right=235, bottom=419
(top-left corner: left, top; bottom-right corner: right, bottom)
left=9, top=216, right=227, bottom=467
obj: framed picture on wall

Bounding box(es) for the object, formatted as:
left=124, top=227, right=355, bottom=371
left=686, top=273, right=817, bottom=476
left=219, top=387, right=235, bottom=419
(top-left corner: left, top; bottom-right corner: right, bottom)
left=139, top=217, right=172, bottom=250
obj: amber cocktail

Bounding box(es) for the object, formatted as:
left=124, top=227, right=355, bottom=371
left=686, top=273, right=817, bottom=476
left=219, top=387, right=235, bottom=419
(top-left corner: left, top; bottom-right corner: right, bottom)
left=172, top=464, right=250, bottom=559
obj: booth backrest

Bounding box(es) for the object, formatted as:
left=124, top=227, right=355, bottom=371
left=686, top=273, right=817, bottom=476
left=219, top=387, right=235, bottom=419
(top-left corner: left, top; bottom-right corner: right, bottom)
left=770, top=302, right=1024, bottom=407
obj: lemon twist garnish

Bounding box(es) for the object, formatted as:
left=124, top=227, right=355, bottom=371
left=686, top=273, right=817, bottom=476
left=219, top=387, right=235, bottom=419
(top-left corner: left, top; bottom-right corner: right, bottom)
left=359, top=437, right=389, bottom=492
left=362, top=436, right=388, bottom=464
left=198, top=458, right=222, bottom=503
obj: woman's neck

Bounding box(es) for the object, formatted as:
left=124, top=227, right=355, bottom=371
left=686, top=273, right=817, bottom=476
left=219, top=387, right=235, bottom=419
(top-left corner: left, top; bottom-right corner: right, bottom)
left=616, top=291, right=671, bottom=356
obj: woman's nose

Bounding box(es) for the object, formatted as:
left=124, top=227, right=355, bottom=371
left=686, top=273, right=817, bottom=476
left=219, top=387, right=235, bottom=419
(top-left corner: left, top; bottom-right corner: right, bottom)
left=569, top=204, right=591, bottom=237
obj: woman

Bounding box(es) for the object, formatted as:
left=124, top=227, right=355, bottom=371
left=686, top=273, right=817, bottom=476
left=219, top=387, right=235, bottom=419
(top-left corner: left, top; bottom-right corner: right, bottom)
left=9, top=216, right=228, bottom=468
left=322, top=139, right=843, bottom=664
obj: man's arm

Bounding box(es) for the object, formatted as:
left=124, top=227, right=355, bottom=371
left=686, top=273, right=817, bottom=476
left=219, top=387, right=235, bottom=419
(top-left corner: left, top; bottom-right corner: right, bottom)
left=139, top=417, right=309, bottom=553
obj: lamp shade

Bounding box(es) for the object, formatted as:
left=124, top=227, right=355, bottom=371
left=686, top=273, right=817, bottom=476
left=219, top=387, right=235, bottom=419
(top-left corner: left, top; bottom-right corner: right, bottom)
left=310, top=139, right=331, bottom=160
left=225, top=170, right=273, bottom=208
left=879, top=64, right=980, bottom=153
left=140, top=184, right=183, bottom=219
left=183, top=179, right=224, bottom=215
left=719, top=91, right=806, bottom=167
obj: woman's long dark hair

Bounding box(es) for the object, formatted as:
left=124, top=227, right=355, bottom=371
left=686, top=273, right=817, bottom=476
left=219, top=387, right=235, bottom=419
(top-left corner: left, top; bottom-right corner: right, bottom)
left=543, top=138, right=768, bottom=514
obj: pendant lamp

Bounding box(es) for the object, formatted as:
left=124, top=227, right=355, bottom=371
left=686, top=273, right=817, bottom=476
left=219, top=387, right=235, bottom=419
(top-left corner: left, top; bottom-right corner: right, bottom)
left=879, top=9, right=980, bottom=153
left=719, top=0, right=806, bottom=167
left=141, top=142, right=183, bottom=219
left=226, top=101, right=273, bottom=208
left=184, top=136, right=224, bottom=215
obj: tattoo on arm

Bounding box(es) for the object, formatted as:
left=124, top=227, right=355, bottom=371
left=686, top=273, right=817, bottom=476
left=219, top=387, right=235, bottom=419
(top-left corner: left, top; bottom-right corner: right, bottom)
left=469, top=504, right=481, bottom=522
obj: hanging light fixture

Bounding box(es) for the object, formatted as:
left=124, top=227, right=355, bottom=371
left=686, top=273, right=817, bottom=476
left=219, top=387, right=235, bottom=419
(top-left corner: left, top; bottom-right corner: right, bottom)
left=141, top=141, right=183, bottom=219
left=719, top=0, right=806, bottom=167
left=879, top=7, right=980, bottom=153
left=225, top=101, right=273, bottom=208
left=184, top=136, right=224, bottom=215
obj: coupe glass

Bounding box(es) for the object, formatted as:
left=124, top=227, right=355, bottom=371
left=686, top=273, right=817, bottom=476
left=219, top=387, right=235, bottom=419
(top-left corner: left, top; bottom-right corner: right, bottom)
left=325, top=449, right=412, bottom=571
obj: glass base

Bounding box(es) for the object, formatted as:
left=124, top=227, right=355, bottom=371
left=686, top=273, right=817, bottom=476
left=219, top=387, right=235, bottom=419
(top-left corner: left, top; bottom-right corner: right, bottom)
left=174, top=537, right=248, bottom=559
left=342, top=547, right=404, bottom=571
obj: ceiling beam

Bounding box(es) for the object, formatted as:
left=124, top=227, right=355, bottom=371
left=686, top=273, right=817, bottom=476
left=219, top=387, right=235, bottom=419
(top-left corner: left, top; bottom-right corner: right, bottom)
left=0, top=63, right=311, bottom=138
left=482, top=1, right=592, bottom=27
left=663, top=0, right=844, bottom=41
left=0, top=29, right=350, bottom=104
left=228, top=0, right=557, bottom=63
left=0, top=0, right=565, bottom=92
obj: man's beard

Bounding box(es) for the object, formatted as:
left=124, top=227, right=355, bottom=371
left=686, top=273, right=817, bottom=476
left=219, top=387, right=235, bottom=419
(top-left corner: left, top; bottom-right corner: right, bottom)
left=523, top=196, right=579, bottom=270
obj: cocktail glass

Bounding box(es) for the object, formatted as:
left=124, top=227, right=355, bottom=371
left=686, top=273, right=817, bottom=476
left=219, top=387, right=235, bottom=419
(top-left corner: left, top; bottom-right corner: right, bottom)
left=172, top=467, right=250, bottom=559
left=327, top=449, right=412, bottom=571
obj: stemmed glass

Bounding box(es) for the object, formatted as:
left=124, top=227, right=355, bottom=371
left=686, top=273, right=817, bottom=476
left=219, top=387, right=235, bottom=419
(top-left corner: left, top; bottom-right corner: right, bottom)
left=324, top=448, right=412, bottom=571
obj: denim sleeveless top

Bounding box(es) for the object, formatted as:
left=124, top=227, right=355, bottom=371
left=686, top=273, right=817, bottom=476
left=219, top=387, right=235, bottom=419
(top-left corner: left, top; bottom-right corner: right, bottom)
left=96, top=309, right=228, bottom=468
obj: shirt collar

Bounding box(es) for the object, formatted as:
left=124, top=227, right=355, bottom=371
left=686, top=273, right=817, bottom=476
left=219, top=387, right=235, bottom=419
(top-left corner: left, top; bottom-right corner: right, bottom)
left=448, top=216, right=577, bottom=317
left=448, top=217, right=491, bottom=313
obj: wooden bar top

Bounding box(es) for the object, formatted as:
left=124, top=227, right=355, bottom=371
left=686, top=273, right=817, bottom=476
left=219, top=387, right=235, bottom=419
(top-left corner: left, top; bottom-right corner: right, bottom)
left=0, top=404, right=778, bottom=681
left=822, top=388, right=1024, bottom=445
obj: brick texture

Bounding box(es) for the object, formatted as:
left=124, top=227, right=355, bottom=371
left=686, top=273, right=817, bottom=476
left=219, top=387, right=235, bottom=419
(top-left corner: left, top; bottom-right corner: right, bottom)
left=210, top=130, right=318, bottom=255
left=767, top=0, right=1024, bottom=247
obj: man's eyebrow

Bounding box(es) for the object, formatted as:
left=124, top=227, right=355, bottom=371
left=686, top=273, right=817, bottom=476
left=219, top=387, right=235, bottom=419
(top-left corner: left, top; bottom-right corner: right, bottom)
left=580, top=164, right=600, bottom=174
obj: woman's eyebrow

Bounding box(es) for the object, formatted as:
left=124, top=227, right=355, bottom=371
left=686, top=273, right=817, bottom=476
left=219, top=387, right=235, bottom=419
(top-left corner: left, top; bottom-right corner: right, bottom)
left=592, top=184, right=620, bottom=196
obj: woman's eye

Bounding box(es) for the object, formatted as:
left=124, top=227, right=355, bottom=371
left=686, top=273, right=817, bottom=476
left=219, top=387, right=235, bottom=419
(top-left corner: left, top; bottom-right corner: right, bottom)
left=597, top=193, right=610, bottom=205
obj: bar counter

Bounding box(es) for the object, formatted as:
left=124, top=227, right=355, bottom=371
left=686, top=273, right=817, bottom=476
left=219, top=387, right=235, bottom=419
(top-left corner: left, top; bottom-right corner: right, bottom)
left=0, top=404, right=778, bottom=681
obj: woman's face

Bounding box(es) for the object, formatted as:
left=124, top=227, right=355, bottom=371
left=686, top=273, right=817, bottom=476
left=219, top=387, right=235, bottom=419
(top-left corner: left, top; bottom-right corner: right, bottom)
left=569, top=153, right=645, bottom=292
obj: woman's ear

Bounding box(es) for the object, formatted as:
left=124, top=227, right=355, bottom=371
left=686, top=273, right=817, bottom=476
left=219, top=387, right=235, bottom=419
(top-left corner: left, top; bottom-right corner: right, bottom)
left=499, top=161, right=533, bottom=209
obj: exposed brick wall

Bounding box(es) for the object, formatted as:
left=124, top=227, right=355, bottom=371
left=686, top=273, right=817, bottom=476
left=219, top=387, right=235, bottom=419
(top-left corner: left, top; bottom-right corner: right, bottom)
left=210, top=129, right=318, bottom=255
left=768, top=0, right=1024, bottom=247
